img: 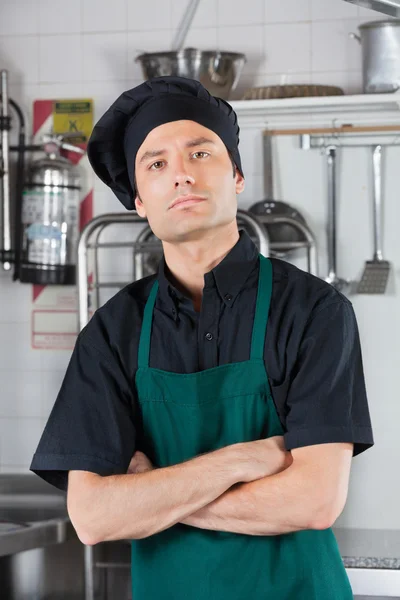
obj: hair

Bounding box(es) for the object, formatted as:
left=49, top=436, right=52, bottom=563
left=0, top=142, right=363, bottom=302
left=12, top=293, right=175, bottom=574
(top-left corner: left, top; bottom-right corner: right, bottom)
left=134, top=147, right=237, bottom=203
left=227, top=150, right=237, bottom=177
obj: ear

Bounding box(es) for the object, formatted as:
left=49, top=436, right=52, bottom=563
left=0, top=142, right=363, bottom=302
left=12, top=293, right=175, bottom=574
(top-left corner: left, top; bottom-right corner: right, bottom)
left=135, top=196, right=147, bottom=218
left=235, top=170, right=245, bottom=195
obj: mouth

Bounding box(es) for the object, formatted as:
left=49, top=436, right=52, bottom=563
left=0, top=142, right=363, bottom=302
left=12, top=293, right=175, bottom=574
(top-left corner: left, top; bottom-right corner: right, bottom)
left=169, top=195, right=207, bottom=209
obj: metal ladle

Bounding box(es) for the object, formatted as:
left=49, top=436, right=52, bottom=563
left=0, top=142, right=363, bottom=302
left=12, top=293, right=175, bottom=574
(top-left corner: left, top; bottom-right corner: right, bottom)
left=171, top=0, right=201, bottom=52
left=324, top=145, right=349, bottom=292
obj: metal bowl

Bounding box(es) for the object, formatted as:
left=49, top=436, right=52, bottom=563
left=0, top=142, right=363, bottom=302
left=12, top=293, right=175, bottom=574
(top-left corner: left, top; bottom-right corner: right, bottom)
left=135, top=48, right=246, bottom=99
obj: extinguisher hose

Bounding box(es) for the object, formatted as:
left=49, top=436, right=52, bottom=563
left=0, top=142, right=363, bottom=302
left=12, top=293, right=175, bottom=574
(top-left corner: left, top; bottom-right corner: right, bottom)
left=12, top=130, right=25, bottom=281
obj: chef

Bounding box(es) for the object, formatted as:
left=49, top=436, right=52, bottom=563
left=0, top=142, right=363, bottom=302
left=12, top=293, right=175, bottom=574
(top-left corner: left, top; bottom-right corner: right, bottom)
left=30, top=76, right=374, bottom=600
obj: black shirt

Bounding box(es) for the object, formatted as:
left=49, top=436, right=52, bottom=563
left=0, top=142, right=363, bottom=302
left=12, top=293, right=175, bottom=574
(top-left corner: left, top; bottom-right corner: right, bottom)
left=30, top=230, right=374, bottom=492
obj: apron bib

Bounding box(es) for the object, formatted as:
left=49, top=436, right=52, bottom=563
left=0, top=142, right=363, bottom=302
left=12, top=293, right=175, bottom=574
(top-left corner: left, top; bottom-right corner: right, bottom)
left=132, top=255, right=353, bottom=600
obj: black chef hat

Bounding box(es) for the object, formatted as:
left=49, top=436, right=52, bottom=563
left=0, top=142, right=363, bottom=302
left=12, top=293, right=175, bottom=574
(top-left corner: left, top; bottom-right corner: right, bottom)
left=87, top=76, right=244, bottom=210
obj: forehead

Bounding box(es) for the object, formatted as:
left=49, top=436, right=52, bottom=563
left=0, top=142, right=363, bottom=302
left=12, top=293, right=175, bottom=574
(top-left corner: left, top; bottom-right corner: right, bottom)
left=138, top=120, right=221, bottom=152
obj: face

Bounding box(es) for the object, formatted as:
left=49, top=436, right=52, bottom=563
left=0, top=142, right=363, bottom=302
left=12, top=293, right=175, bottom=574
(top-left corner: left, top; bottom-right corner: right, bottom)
left=134, top=120, right=245, bottom=243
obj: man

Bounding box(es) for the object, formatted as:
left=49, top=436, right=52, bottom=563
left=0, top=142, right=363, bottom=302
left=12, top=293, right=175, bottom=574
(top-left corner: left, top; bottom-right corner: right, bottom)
left=30, top=76, right=374, bottom=599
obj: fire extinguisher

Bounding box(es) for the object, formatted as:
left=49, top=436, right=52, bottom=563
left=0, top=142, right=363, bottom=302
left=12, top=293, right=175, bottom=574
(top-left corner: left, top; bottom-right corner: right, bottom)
left=20, top=134, right=84, bottom=285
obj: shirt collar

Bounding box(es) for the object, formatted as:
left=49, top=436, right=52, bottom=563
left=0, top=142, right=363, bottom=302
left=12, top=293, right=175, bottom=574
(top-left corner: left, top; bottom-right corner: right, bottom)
left=157, top=229, right=259, bottom=319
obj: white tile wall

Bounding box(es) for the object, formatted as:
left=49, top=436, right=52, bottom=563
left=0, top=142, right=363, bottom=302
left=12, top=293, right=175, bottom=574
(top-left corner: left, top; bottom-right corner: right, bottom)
left=311, top=19, right=361, bottom=73
left=184, top=26, right=218, bottom=49
left=0, top=1, right=40, bottom=36
left=0, top=36, right=40, bottom=84
left=0, top=0, right=392, bottom=536
left=39, top=35, right=83, bottom=83
left=0, top=371, right=42, bottom=418
left=264, top=0, right=311, bottom=23
left=217, top=0, right=264, bottom=27
left=38, top=0, right=82, bottom=35
left=172, top=0, right=217, bottom=30
left=83, top=0, right=127, bottom=33
left=311, top=0, right=358, bottom=20
left=264, top=23, right=312, bottom=74
left=83, top=32, right=128, bottom=81
left=218, top=25, right=264, bottom=74
left=128, top=0, right=172, bottom=31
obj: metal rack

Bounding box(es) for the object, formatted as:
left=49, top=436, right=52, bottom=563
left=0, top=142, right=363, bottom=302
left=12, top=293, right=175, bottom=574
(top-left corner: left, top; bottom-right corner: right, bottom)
left=77, top=209, right=319, bottom=332
left=298, top=125, right=400, bottom=293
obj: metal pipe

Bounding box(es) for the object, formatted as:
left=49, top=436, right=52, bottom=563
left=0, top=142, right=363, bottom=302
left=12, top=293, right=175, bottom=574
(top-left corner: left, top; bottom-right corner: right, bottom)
left=326, top=146, right=337, bottom=282
left=324, top=145, right=348, bottom=291
left=1, top=70, right=11, bottom=270
left=10, top=98, right=27, bottom=281
left=93, top=224, right=108, bottom=312
left=237, top=209, right=270, bottom=257
left=0, top=97, right=27, bottom=280
left=372, top=145, right=383, bottom=261
left=78, top=213, right=145, bottom=329
left=84, top=545, right=95, bottom=600
left=134, top=224, right=158, bottom=281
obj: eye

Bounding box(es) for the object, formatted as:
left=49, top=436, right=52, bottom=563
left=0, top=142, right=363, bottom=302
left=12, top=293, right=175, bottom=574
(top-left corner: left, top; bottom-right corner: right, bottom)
left=149, top=160, right=165, bottom=170
left=192, top=151, right=210, bottom=159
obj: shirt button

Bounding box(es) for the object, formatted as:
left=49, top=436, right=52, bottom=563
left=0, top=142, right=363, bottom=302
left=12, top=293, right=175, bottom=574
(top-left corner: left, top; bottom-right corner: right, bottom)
left=205, top=332, right=213, bottom=341
left=224, top=294, right=233, bottom=301
left=172, top=308, right=176, bottom=316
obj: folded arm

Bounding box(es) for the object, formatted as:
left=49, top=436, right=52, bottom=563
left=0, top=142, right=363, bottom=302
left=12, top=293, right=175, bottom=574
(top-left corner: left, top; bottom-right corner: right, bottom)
left=181, top=442, right=353, bottom=535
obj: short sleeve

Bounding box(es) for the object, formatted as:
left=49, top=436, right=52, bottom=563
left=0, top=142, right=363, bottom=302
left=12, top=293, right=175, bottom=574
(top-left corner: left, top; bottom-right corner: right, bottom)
left=30, top=331, right=137, bottom=492
left=283, top=300, right=374, bottom=457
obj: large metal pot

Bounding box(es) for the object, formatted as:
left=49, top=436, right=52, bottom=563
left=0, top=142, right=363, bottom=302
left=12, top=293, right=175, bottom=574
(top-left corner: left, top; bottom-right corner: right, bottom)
left=135, top=48, right=246, bottom=99
left=351, top=20, right=400, bottom=93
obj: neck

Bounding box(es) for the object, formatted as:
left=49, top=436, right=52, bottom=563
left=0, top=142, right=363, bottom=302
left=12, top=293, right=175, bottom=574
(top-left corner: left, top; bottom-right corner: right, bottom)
left=162, top=223, right=240, bottom=312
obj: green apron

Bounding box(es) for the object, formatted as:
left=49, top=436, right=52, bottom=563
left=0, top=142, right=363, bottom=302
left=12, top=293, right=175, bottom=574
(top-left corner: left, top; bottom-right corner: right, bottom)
left=132, top=254, right=353, bottom=600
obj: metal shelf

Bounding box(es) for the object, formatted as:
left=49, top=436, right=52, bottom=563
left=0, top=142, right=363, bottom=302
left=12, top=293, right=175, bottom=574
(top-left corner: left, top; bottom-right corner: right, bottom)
left=230, top=92, right=400, bottom=129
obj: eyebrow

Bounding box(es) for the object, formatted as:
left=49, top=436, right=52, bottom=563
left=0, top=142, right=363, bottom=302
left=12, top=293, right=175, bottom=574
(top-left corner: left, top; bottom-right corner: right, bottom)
left=138, top=137, right=216, bottom=165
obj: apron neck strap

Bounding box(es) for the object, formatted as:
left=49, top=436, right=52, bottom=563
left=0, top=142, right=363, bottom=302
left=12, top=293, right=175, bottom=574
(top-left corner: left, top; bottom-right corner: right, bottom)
left=138, top=279, right=159, bottom=368
left=138, top=255, right=273, bottom=368
left=250, top=255, right=273, bottom=361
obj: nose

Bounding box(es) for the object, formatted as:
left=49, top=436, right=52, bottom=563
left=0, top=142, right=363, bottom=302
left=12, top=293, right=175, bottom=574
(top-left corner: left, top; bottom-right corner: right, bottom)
left=174, top=159, right=195, bottom=189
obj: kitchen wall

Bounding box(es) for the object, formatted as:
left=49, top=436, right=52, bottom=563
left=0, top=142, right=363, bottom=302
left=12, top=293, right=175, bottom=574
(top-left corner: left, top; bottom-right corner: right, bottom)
left=0, top=0, right=397, bottom=531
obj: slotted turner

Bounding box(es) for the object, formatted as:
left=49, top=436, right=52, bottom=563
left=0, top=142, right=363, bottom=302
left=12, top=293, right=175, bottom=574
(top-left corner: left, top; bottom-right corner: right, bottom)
left=357, top=145, right=391, bottom=294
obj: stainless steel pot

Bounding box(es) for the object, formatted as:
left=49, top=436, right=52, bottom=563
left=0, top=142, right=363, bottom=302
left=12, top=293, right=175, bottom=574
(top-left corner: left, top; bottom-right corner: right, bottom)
left=350, top=20, right=400, bottom=93
left=135, top=48, right=246, bottom=99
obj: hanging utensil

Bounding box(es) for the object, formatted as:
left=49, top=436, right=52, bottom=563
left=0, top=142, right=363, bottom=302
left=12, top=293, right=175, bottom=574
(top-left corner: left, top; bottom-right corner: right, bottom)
left=249, top=134, right=310, bottom=258
left=324, top=145, right=348, bottom=292
left=171, top=0, right=201, bottom=52
left=357, top=145, right=391, bottom=293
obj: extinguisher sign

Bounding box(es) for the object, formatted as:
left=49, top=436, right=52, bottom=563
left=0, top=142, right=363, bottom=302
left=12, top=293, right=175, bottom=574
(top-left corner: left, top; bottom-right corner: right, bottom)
left=32, top=310, right=78, bottom=350
left=31, top=98, right=94, bottom=350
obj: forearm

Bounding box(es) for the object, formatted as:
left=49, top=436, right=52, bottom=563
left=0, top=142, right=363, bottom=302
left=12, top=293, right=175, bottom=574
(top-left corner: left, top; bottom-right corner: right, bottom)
left=70, top=447, right=242, bottom=544
left=181, top=463, right=327, bottom=535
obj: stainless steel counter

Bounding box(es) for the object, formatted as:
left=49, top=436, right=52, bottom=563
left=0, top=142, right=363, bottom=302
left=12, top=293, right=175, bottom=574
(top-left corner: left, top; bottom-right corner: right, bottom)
left=334, top=527, right=400, bottom=570
left=0, top=473, right=71, bottom=557
left=1, top=474, right=399, bottom=599
left=0, top=473, right=87, bottom=599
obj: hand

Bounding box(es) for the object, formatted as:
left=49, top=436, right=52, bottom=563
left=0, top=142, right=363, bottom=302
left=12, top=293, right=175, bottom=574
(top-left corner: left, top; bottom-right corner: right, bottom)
left=233, top=436, right=293, bottom=483
left=127, top=451, right=155, bottom=475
